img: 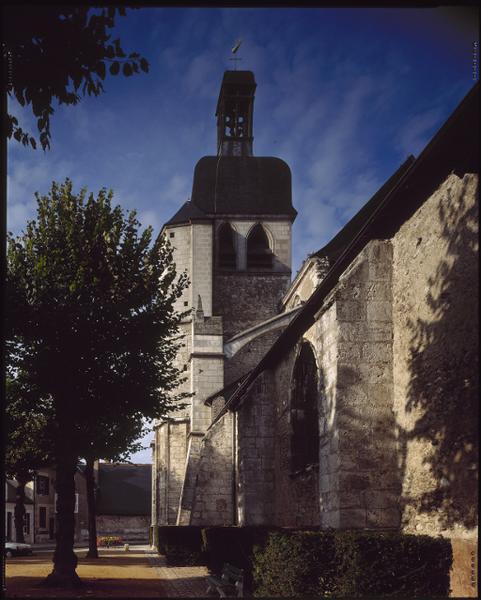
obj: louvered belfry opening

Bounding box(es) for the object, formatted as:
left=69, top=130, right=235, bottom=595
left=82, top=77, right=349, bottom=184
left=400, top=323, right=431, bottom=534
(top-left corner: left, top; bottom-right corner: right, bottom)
left=218, top=222, right=236, bottom=269
left=246, top=224, right=272, bottom=270
left=291, top=342, right=319, bottom=473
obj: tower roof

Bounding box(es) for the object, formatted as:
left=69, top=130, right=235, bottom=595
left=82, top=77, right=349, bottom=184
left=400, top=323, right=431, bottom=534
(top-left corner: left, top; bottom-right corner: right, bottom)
left=215, top=70, right=256, bottom=116
left=191, top=155, right=296, bottom=218
left=163, top=200, right=209, bottom=227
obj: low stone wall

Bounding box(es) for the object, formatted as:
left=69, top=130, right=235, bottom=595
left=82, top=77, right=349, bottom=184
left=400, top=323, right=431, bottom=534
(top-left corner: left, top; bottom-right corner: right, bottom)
left=97, top=514, right=150, bottom=540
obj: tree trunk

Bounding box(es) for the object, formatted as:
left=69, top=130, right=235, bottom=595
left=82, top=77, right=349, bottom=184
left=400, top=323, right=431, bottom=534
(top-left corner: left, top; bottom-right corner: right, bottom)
left=43, top=447, right=82, bottom=587
left=14, top=478, right=26, bottom=544
left=85, top=457, right=99, bottom=558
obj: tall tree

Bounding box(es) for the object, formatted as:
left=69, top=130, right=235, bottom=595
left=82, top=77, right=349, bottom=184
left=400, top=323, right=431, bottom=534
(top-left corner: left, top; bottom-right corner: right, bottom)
left=7, top=179, right=188, bottom=586
left=3, top=5, right=149, bottom=150
left=5, top=376, right=53, bottom=543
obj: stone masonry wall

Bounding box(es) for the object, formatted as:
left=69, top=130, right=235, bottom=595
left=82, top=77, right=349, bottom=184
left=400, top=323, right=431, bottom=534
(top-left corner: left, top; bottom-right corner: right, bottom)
left=272, top=347, right=321, bottom=527
left=156, top=421, right=188, bottom=525
left=166, top=224, right=191, bottom=314
left=191, top=223, right=213, bottom=316
left=272, top=301, right=338, bottom=528
left=334, top=240, right=400, bottom=530
left=392, top=173, right=478, bottom=541
left=97, top=515, right=150, bottom=540
left=237, top=371, right=276, bottom=526
left=271, top=240, right=397, bottom=530
left=225, top=329, right=284, bottom=387
left=190, top=413, right=234, bottom=526
left=214, top=273, right=291, bottom=341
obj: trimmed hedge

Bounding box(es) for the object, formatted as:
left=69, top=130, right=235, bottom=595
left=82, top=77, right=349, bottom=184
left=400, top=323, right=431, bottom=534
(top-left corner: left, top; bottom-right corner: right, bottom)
left=253, top=530, right=453, bottom=597
left=157, top=526, right=206, bottom=566
left=201, top=526, right=275, bottom=594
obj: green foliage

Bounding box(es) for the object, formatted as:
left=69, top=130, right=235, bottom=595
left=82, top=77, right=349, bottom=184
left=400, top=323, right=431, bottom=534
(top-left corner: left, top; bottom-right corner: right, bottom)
left=5, top=375, right=53, bottom=481
left=334, top=530, right=452, bottom=597
left=7, top=178, right=189, bottom=460
left=252, top=530, right=336, bottom=597
left=157, top=526, right=206, bottom=566
left=252, top=529, right=453, bottom=598
left=4, top=6, right=149, bottom=150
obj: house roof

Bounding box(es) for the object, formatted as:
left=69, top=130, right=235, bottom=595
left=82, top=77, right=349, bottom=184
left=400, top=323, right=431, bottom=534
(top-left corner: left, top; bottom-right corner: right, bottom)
left=190, top=156, right=297, bottom=218
left=213, top=81, right=479, bottom=422
left=96, top=463, right=151, bottom=516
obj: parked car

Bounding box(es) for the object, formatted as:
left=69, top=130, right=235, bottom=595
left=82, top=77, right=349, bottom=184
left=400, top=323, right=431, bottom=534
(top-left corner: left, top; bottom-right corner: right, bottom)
left=4, top=542, right=33, bottom=558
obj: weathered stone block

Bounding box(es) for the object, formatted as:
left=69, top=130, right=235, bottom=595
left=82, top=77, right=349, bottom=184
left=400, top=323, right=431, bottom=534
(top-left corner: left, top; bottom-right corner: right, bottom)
left=337, top=300, right=365, bottom=322
left=366, top=301, right=391, bottom=322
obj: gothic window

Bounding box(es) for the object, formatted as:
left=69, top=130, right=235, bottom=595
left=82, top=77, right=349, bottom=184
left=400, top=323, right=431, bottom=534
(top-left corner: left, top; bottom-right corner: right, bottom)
left=246, top=224, right=273, bottom=270
left=290, top=342, right=319, bottom=473
left=218, top=223, right=236, bottom=269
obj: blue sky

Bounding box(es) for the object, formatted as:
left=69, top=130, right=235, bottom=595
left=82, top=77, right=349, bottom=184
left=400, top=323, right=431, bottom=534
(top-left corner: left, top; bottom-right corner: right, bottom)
left=8, top=6, right=478, bottom=462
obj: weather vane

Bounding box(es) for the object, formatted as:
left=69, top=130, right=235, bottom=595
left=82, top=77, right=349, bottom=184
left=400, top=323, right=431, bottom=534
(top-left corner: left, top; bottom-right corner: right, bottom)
left=229, top=39, right=242, bottom=70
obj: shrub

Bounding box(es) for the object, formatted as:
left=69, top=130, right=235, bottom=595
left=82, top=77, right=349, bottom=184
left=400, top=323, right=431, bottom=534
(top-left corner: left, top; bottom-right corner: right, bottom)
left=252, top=530, right=336, bottom=597
left=202, top=526, right=275, bottom=594
left=97, top=535, right=123, bottom=547
left=334, top=530, right=452, bottom=597
left=157, top=526, right=206, bottom=566
left=252, top=530, right=453, bottom=597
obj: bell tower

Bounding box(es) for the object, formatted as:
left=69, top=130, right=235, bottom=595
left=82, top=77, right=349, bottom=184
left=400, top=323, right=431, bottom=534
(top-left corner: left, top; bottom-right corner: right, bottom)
left=216, top=71, right=256, bottom=157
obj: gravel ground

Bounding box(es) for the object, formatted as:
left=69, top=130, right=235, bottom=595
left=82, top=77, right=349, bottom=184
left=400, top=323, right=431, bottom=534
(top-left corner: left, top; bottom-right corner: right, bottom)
left=4, top=545, right=210, bottom=598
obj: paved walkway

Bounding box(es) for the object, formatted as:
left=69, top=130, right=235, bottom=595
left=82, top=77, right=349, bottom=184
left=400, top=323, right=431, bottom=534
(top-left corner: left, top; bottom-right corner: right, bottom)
left=145, top=549, right=211, bottom=597
left=4, top=544, right=210, bottom=598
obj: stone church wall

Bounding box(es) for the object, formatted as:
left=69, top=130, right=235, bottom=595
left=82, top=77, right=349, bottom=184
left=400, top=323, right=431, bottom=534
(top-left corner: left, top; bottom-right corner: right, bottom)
left=237, top=371, right=276, bottom=525
left=272, top=346, right=321, bottom=527
left=392, top=172, right=478, bottom=541
left=190, top=413, right=234, bottom=526
left=214, top=273, right=291, bottom=341
left=271, top=240, right=399, bottom=529
left=156, top=421, right=188, bottom=525
left=224, top=328, right=285, bottom=387
left=167, top=224, right=192, bottom=313
left=334, top=240, right=400, bottom=530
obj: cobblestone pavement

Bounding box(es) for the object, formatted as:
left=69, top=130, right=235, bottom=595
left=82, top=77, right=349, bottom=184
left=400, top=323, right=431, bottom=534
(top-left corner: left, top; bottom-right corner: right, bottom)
left=4, top=545, right=210, bottom=598
left=145, top=550, right=211, bottom=597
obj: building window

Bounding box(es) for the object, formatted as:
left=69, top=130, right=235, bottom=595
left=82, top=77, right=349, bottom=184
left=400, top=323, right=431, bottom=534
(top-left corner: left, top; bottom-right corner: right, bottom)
left=290, top=342, right=319, bottom=473
left=170, top=232, right=175, bottom=238
left=218, top=223, right=236, bottom=269
left=36, top=475, right=49, bottom=496
left=246, top=224, right=272, bottom=270
left=39, top=507, right=47, bottom=529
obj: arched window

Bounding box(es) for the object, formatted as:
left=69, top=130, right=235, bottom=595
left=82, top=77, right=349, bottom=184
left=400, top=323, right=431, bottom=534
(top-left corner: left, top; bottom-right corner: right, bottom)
left=246, top=224, right=272, bottom=270
left=218, top=223, right=236, bottom=269
left=291, top=342, right=319, bottom=472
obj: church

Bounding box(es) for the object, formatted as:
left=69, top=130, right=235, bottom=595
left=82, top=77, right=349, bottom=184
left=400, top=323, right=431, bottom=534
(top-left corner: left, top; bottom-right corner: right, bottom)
left=151, top=71, right=478, bottom=589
